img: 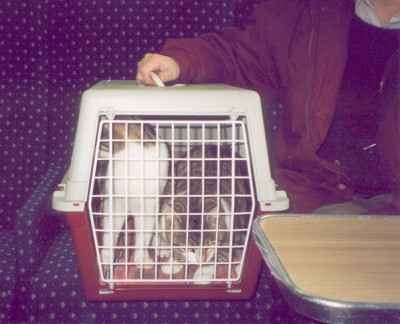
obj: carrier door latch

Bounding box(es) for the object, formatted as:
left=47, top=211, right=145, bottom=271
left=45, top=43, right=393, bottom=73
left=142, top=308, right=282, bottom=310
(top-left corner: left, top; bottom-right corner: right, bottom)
left=229, top=110, right=244, bottom=121
left=99, top=108, right=116, bottom=121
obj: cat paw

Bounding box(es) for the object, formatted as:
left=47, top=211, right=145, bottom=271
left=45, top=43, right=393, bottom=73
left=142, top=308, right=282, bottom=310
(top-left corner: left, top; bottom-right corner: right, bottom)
left=142, top=256, right=155, bottom=270
left=133, top=250, right=154, bottom=269
left=192, top=266, right=214, bottom=284
left=159, top=249, right=171, bottom=259
left=235, top=264, right=241, bottom=278
left=161, top=264, right=183, bottom=275
left=101, top=251, right=113, bottom=265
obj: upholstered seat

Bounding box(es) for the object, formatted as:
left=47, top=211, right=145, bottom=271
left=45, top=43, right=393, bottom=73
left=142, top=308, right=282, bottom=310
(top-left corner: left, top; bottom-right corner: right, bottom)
left=27, top=231, right=283, bottom=323
left=0, top=231, right=16, bottom=323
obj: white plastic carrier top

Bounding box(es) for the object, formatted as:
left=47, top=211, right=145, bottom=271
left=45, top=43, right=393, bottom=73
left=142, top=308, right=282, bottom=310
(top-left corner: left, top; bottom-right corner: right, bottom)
left=52, top=80, right=288, bottom=213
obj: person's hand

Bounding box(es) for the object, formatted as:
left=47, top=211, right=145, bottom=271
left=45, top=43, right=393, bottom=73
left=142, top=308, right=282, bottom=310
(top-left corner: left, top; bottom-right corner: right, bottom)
left=136, top=53, right=180, bottom=85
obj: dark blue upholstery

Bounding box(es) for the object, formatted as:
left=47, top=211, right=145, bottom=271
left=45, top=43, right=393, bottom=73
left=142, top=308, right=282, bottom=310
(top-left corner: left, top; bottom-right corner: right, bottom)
left=13, top=162, right=68, bottom=322
left=0, top=39, right=32, bottom=320
left=16, top=162, right=68, bottom=282
left=28, top=231, right=280, bottom=324
left=5, top=0, right=323, bottom=323
left=27, top=231, right=319, bottom=324
left=1, top=1, right=49, bottom=230
left=1, top=4, right=46, bottom=316
left=0, top=231, right=16, bottom=323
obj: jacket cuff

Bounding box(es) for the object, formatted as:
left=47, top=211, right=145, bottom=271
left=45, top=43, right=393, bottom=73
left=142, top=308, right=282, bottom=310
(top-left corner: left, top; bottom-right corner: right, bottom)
left=160, top=39, right=197, bottom=84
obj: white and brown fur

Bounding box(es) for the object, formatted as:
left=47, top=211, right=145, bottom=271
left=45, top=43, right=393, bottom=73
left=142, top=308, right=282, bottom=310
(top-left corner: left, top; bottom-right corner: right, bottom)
left=100, top=119, right=169, bottom=270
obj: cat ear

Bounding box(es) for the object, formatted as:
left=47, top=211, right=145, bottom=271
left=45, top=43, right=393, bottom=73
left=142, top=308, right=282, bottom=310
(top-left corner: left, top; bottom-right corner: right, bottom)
left=220, top=199, right=232, bottom=229
left=143, top=123, right=156, bottom=139
left=203, top=208, right=216, bottom=230
left=112, top=123, right=127, bottom=140
left=127, top=123, right=142, bottom=140
left=100, top=123, right=110, bottom=140
left=173, top=214, right=190, bottom=229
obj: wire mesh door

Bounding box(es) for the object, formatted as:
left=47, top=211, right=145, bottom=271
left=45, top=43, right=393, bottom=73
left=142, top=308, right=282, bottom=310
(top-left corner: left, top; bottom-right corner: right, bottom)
left=89, top=117, right=256, bottom=285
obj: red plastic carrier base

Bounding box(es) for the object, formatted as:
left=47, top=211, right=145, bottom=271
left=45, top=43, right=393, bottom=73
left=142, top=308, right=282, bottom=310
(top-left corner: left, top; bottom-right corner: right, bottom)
left=66, top=210, right=264, bottom=301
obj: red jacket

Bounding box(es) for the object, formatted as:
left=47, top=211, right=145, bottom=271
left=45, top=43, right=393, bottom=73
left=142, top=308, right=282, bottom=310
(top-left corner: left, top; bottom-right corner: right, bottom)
left=161, top=0, right=400, bottom=212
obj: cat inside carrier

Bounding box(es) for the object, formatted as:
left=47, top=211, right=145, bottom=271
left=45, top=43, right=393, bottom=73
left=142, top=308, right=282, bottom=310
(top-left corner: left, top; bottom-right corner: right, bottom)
left=52, top=80, right=289, bottom=300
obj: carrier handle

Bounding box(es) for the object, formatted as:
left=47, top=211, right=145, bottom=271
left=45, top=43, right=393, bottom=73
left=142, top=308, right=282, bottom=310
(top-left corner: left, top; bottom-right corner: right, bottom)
left=150, top=72, right=165, bottom=87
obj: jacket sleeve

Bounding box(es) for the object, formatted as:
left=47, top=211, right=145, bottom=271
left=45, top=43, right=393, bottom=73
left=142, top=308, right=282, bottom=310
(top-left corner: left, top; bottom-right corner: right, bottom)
left=377, top=53, right=400, bottom=192
left=160, top=1, right=283, bottom=89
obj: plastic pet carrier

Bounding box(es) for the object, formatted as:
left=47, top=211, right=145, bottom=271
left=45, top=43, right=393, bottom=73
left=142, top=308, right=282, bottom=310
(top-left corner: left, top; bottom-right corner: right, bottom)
left=52, top=80, right=288, bottom=300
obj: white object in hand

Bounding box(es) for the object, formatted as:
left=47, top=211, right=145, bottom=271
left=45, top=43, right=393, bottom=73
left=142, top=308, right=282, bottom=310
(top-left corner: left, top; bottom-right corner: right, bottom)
left=150, top=72, right=165, bottom=87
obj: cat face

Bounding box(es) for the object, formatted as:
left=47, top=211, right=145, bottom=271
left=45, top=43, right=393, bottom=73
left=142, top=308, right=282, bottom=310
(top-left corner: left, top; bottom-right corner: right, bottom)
left=159, top=200, right=231, bottom=264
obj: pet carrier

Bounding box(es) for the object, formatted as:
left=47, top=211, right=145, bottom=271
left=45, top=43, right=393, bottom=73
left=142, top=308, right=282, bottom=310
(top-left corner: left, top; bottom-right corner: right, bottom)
left=52, top=80, right=288, bottom=300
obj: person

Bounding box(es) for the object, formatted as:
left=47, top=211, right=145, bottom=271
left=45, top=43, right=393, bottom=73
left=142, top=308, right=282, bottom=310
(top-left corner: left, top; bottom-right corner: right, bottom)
left=136, top=0, right=400, bottom=213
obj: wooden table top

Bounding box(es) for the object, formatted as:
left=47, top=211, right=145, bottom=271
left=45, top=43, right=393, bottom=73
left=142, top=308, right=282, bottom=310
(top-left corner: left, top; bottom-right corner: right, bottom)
left=259, top=216, right=400, bottom=304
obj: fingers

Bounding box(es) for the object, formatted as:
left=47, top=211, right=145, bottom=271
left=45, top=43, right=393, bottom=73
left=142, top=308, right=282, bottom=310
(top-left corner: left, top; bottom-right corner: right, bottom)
left=136, top=53, right=157, bottom=85
left=136, top=53, right=180, bottom=85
